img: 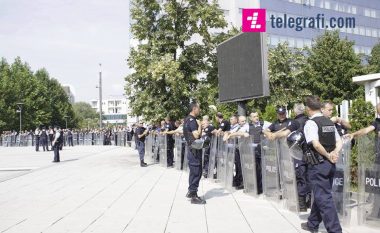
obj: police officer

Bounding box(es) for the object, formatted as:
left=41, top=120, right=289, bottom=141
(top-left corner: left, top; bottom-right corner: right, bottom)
left=201, top=116, right=215, bottom=178
left=184, top=102, right=206, bottom=204
left=67, top=129, right=74, bottom=147
left=34, top=127, right=41, bottom=152
left=215, top=112, right=231, bottom=134
left=264, top=106, right=294, bottom=136
left=40, top=127, right=49, bottom=151
left=321, top=101, right=351, bottom=137
left=52, top=126, right=63, bottom=163
left=136, top=121, right=148, bottom=167
left=164, top=117, right=175, bottom=167
left=301, top=96, right=342, bottom=233
left=270, top=103, right=311, bottom=212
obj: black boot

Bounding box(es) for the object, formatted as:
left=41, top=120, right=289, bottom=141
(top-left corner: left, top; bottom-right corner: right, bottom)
left=140, top=161, right=147, bottom=167
left=300, top=222, right=318, bottom=233
left=191, top=196, right=206, bottom=204
left=299, top=196, right=307, bottom=212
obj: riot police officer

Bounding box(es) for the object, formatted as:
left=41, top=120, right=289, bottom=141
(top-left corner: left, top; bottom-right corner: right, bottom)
left=34, top=127, right=41, bottom=152
left=301, top=96, right=342, bottom=233
left=40, top=127, right=49, bottom=151
left=67, top=129, right=74, bottom=147
left=184, top=102, right=206, bottom=204
left=270, top=103, right=311, bottom=211
left=215, top=112, right=231, bottom=134
left=136, top=121, right=148, bottom=167
left=321, top=101, right=351, bottom=137
left=164, top=117, right=175, bottom=167
left=52, top=126, right=63, bottom=163
left=201, top=116, right=215, bottom=178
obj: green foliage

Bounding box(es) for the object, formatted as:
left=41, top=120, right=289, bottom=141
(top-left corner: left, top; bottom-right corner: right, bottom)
left=126, top=0, right=228, bottom=122
left=304, top=30, right=364, bottom=103
left=350, top=98, right=374, bottom=131
left=262, top=105, right=277, bottom=123
left=0, top=57, right=77, bottom=132
left=268, top=43, right=311, bottom=106
left=73, top=102, right=99, bottom=129
left=349, top=98, right=374, bottom=187
left=369, top=42, right=380, bottom=73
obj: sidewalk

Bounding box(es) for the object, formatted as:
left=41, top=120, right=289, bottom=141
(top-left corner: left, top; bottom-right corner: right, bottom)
left=0, top=146, right=377, bottom=233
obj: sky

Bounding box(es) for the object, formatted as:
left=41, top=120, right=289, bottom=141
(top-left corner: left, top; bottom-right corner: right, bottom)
left=0, top=0, right=130, bottom=102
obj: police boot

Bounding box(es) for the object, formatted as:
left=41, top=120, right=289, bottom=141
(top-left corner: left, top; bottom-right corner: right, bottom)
left=191, top=195, right=206, bottom=205
left=140, top=160, right=147, bottom=167
left=301, top=223, right=318, bottom=233
left=299, top=196, right=307, bottom=212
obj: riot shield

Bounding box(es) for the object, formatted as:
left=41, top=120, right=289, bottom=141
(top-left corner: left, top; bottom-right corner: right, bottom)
left=224, top=138, right=236, bottom=191
left=238, top=136, right=258, bottom=196
left=216, top=135, right=226, bottom=183
left=159, top=135, right=167, bottom=167
left=207, top=136, right=218, bottom=180
left=357, top=134, right=380, bottom=228
left=174, top=135, right=182, bottom=170
left=332, top=139, right=352, bottom=226
left=278, top=138, right=299, bottom=213
left=261, top=137, right=281, bottom=202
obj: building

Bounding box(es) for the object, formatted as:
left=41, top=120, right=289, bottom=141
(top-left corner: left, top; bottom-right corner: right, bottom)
left=218, top=0, right=380, bottom=55
left=62, top=84, right=75, bottom=104
left=90, top=96, right=138, bottom=126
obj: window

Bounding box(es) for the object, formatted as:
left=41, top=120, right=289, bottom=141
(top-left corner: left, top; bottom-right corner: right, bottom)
left=353, top=27, right=359, bottom=35
left=372, top=29, right=377, bottom=38
left=288, top=37, right=295, bottom=47
left=304, top=39, right=312, bottom=48
left=296, top=38, right=304, bottom=48
left=324, top=0, right=330, bottom=9
left=352, top=6, right=357, bottom=14
left=271, top=35, right=279, bottom=46
left=371, top=10, right=376, bottom=18
left=364, top=8, right=371, bottom=17
left=360, top=27, right=365, bottom=36
left=366, top=28, right=371, bottom=37
left=280, top=36, right=287, bottom=44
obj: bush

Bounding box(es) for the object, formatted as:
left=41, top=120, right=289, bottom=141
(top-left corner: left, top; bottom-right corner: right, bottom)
left=262, top=105, right=277, bottom=123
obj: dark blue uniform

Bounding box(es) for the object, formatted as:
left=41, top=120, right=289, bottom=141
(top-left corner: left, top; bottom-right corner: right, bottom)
left=306, top=116, right=342, bottom=233
left=183, top=115, right=202, bottom=195
left=165, top=122, right=175, bottom=167
left=202, top=124, right=215, bottom=175
left=293, top=114, right=311, bottom=209
left=136, top=126, right=146, bottom=162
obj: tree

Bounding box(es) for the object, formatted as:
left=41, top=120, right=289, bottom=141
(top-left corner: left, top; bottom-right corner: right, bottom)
left=73, top=102, right=99, bottom=128
left=304, top=30, right=364, bottom=103
left=126, top=0, right=227, bottom=122
left=369, top=42, right=380, bottom=73
left=0, top=57, right=77, bottom=132
left=268, top=42, right=311, bottom=106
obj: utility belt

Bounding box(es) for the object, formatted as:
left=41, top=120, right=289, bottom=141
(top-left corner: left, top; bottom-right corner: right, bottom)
left=303, top=147, right=325, bottom=165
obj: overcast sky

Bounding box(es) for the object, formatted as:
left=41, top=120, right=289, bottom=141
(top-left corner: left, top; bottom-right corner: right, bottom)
left=0, top=0, right=130, bottom=102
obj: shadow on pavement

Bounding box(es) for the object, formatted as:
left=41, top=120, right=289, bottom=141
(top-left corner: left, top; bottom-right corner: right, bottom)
left=204, top=188, right=230, bottom=200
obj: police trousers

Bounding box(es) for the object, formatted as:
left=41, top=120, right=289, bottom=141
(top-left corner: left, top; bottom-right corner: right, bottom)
left=307, top=160, right=342, bottom=233
left=137, top=141, right=145, bottom=161
left=187, top=147, right=202, bottom=193
left=294, top=159, right=310, bottom=197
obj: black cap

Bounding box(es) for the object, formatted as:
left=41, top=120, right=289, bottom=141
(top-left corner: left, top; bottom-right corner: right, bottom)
left=276, top=106, right=286, bottom=114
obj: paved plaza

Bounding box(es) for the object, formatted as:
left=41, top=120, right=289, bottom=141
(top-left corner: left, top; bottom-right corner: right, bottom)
left=0, top=146, right=378, bottom=233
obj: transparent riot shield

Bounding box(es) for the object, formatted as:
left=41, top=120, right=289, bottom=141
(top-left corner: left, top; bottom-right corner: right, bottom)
left=207, top=136, right=218, bottom=180
left=183, top=145, right=189, bottom=172
left=159, top=135, right=167, bottom=167
left=174, top=135, right=182, bottom=170
left=278, top=138, right=299, bottom=213
left=357, top=134, right=380, bottom=229
left=224, top=138, right=236, bottom=191
left=216, top=135, right=226, bottom=183
left=144, top=134, right=155, bottom=164
left=331, top=139, right=352, bottom=226
left=238, top=136, right=258, bottom=196
left=261, top=137, right=281, bottom=202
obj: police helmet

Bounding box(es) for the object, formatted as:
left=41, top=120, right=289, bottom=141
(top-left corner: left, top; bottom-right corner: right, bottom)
left=287, top=131, right=305, bottom=149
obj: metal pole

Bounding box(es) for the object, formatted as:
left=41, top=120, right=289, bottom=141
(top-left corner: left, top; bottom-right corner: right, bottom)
left=19, top=109, right=22, bottom=132
left=65, top=118, right=68, bottom=129
left=99, top=63, right=103, bottom=129
left=237, top=101, right=247, bottom=116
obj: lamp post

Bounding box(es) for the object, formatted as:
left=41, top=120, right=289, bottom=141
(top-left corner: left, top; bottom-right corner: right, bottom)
left=96, top=63, right=103, bottom=129
left=16, top=103, right=24, bottom=133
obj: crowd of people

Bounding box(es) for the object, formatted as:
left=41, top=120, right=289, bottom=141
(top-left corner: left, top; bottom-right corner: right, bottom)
left=2, top=95, right=380, bottom=233
left=134, top=96, right=380, bottom=233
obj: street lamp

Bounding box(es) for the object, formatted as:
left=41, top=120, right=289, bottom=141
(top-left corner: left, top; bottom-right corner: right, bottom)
left=16, top=103, right=24, bottom=133
left=95, top=63, right=103, bottom=129
left=64, top=115, right=68, bottom=129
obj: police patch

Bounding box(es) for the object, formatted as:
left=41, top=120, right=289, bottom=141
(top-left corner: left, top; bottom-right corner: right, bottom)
left=221, top=123, right=224, bottom=126
left=322, top=126, right=335, bottom=133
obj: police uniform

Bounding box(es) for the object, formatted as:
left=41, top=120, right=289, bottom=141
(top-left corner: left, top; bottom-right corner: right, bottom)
left=136, top=126, right=147, bottom=166
left=165, top=122, right=175, bottom=167
left=67, top=130, right=74, bottom=147
left=35, top=129, right=41, bottom=152
left=218, top=119, right=231, bottom=132
left=248, top=121, right=265, bottom=194
left=40, top=129, right=48, bottom=151
left=233, top=123, right=249, bottom=188
left=52, top=129, right=62, bottom=162
left=293, top=113, right=311, bottom=211
left=202, top=124, right=215, bottom=176
left=304, top=113, right=342, bottom=233
left=183, top=115, right=203, bottom=198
